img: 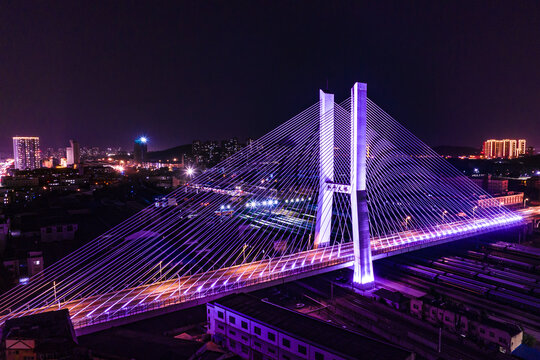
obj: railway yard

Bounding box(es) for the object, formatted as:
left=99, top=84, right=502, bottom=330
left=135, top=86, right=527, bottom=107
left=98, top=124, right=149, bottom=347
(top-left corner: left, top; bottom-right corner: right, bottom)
left=254, top=238, right=540, bottom=360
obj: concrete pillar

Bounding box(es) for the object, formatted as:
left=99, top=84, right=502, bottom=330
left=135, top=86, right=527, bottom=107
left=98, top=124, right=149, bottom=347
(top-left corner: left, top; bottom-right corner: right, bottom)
left=350, top=82, right=374, bottom=287
left=314, top=90, right=334, bottom=248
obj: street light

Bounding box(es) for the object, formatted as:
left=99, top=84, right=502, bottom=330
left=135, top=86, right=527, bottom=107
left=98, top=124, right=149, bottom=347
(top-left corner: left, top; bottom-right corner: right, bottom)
left=242, top=243, right=249, bottom=262
left=524, top=198, right=529, bottom=208
left=404, top=215, right=412, bottom=229
left=441, top=210, right=448, bottom=221
left=472, top=206, right=478, bottom=218
left=186, top=166, right=195, bottom=177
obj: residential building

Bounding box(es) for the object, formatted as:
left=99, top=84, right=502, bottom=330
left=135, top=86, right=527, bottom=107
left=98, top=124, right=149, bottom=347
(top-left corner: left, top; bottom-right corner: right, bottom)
left=66, top=139, right=80, bottom=165
left=40, top=223, right=78, bottom=242
left=482, top=139, right=526, bottom=159
left=12, top=137, right=40, bottom=170
left=207, top=294, right=415, bottom=360
left=2, top=310, right=78, bottom=360
left=410, top=295, right=522, bottom=353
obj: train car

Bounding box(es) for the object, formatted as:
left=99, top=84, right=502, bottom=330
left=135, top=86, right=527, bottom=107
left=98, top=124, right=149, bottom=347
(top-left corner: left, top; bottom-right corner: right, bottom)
left=488, top=290, right=540, bottom=314
left=487, top=242, right=509, bottom=251
left=442, top=273, right=498, bottom=290
left=466, top=250, right=485, bottom=260
left=415, top=264, right=446, bottom=276
left=395, top=264, right=439, bottom=281
left=432, top=262, right=477, bottom=278
left=490, top=242, right=540, bottom=262
left=487, top=255, right=534, bottom=271
left=437, top=275, right=490, bottom=296
left=440, top=257, right=488, bottom=273
left=503, top=268, right=540, bottom=283
left=487, top=268, right=538, bottom=285
left=476, top=273, right=533, bottom=294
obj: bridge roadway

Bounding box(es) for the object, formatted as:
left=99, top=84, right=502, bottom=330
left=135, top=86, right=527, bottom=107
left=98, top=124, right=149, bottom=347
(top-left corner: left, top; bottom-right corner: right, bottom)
left=3, top=208, right=537, bottom=332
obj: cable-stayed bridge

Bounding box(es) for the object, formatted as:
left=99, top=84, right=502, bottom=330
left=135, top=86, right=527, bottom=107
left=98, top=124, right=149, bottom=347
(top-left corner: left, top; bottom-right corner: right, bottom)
left=0, top=83, right=526, bottom=332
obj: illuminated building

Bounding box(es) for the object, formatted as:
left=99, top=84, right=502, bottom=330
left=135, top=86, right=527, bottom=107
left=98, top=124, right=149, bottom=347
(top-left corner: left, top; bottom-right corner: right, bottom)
left=133, top=137, right=148, bottom=163
left=12, top=136, right=40, bottom=170
left=482, top=139, right=526, bottom=159
left=518, top=139, right=527, bottom=156
left=66, top=139, right=80, bottom=165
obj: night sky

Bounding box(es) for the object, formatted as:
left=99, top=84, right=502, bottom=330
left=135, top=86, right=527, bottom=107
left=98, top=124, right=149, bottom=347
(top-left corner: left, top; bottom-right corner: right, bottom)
left=1, top=1, right=539, bottom=154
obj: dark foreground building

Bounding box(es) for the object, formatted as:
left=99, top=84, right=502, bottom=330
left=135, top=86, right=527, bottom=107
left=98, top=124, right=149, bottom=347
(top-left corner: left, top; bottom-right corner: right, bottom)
left=207, top=294, right=415, bottom=360
left=1, top=309, right=77, bottom=359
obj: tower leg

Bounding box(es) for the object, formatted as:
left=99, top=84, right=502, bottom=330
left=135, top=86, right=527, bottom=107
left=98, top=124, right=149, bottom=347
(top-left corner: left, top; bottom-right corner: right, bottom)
left=350, top=83, right=374, bottom=287
left=314, top=90, right=334, bottom=248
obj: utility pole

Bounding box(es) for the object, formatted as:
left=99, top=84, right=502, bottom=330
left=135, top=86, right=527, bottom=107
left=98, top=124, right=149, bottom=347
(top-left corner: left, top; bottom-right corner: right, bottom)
left=178, top=274, right=182, bottom=299
left=53, top=281, right=60, bottom=309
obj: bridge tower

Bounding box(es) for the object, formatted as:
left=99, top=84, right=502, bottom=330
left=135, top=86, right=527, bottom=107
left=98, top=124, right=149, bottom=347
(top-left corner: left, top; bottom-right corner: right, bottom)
left=350, top=82, right=374, bottom=287
left=314, top=83, right=374, bottom=287
left=314, top=89, right=334, bottom=248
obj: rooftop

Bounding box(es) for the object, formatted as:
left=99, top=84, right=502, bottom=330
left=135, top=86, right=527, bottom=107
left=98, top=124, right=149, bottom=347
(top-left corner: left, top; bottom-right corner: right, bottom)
left=212, top=294, right=413, bottom=360
left=2, top=309, right=77, bottom=352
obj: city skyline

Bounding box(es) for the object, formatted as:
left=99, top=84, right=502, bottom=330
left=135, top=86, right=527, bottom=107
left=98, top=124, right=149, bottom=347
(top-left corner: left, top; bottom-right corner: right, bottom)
left=1, top=2, right=540, bottom=153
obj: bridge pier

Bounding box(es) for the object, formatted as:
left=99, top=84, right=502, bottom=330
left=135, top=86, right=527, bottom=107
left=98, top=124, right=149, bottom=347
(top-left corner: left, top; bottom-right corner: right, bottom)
left=351, top=82, right=374, bottom=288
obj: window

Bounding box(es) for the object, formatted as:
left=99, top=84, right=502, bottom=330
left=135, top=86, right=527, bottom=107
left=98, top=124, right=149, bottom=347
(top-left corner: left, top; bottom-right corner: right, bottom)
left=298, top=345, right=307, bottom=355
left=254, top=326, right=261, bottom=335
left=229, top=316, right=236, bottom=324
left=283, top=355, right=290, bottom=360
left=268, top=348, right=275, bottom=354
left=254, top=341, right=261, bottom=348
left=282, top=338, right=290, bottom=348
left=57, top=226, right=62, bottom=232
left=241, top=320, right=248, bottom=329
left=315, top=352, right=324, bottom=360
left=241, top=335, right=248, bottom=341
left=268, top=332, right=276, bottom=341
left=218, top=311, right=224, bottom=319
left=229, top=339, right=236, bottom=347
left=229, top=329, right=236, bottom=336
left=499, top=337, right=506, bottom=344
left=480, top=328, right=485, bottom=334
left=445, top=316, right=450, bottom=321
left=67, top=225, right=73, bottom=231
left=241, top=345, right=249, bottom=354
left=218, top=324, right=224, bottom=330
left=489, top=331, right=495, bottom=337
left=413, top=304, right=419, bottom=309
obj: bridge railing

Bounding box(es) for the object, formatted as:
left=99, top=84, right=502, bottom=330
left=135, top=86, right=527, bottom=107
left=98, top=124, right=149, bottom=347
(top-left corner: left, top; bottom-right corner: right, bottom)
left=73, top=254, right=354, bottom=329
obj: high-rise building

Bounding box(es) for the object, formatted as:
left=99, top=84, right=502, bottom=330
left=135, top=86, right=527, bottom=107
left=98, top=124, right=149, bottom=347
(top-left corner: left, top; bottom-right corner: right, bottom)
left=518, top=139, right=527, bottom=156
left=13, top=137, right=40, bottom=170
left=482, top=139, right=526, bottom=159
left=66, top=139, right=80, bottom=166
left=133, top=137, right=148, bottom=163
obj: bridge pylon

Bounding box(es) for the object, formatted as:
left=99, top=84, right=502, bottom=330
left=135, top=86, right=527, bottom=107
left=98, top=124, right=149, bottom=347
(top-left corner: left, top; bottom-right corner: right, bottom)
left=313, top=83, right=374, bottom=287
left=350, top=82, right=374, bottom=287
left=313, top=89, right=334, bottom=248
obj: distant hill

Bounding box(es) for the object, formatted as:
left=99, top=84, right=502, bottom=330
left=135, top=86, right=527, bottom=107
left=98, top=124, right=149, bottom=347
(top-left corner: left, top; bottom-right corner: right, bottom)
left=433, top=145, right=480, bottom=157
left=147, top=144, right=192, bottom=161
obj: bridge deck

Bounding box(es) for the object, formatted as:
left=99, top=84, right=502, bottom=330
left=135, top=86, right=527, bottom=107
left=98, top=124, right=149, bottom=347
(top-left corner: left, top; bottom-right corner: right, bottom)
left=3, top=208, right=535, bottom=332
